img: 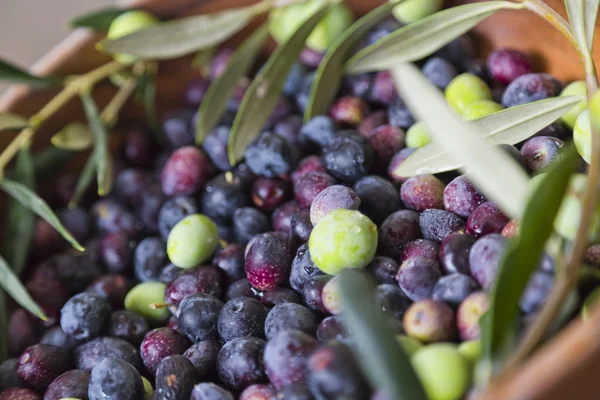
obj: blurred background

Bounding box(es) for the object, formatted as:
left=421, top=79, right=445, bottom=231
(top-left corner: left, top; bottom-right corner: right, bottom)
left=0, top=0, right=112, bottom=93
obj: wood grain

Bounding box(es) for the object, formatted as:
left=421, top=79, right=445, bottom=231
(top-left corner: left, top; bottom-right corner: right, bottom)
left=0, top=1, right=599, bottom=398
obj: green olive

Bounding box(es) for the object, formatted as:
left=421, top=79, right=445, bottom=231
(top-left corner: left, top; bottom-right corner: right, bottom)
left=574, top=109, right=591, bottom=164
left=167, top=214, right=219, bottom=269
left=269, top=0, right=353, bottom=52
left=396, top=335, right=423, bottom=357
left=308, top=209, right=378, bottom=275
left=391, top=0, right=444, bottom=24
left=406, top=122, right=432, bottom=148
left=445, top=73, right=492, bottom=115
left=124, top=282, right=170, bottom=323
left=411, top=344, right=471, bottom=400
left=107, top=11, right=159, bottom=64
left=457, top=340, right=481, bottom=364
left=461, top=100, right=503, bottom=121
left=553, top=173, right=600, bottom=241
left=560, top=80, right=587, bottom=129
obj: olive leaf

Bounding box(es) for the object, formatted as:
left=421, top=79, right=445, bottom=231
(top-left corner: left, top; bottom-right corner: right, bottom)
left=98, top=2, right=270, bottom=60
left=70, top=7, right=125, bottom=31
left=396, top=95, right=586, bottom=176
left=0, top=178, right=84, bottom=251
left=339, top=271, right=427, bottom=400
left=0, top=291, right=6, bottom=362
left=304, top=1, right=398, bottom=122
left=192, top=46, right=217, bottom=77
left=565, top=0, right=599, bottom=52
left=0, top=113, right=28, bottom=132
left=50, top=122, right=94, bottom=150
left=228, top=3, right=330, bottom=164
left=139, top=64, right=163, bottom=144
left=346, top=1, right=524, bottom=73
left=196, top=24, right=270, bottom=144
left=80, top=92, right=113, bottom=196
left=2, top=147, right=35, bottom=276
left=0, top=255, right=47, bottom=321
left=480, top=145, right=580, bottom=374
left=390, top=63, right=529, bottom=218
left=0, top=59, right=62, bottom=87
left=69, top=156, right=96, bottom=209
left=32, top=147, right=75, bottom=179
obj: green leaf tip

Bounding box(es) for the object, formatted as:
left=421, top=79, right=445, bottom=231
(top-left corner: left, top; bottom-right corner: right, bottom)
left=339, top=270, right=428, bottom=400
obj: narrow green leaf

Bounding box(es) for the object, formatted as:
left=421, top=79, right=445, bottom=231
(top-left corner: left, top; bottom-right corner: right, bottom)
left=0, top=255, right=47, bottom=321
left=0, top=113, right=28, bottom=132
left=339, top=271, right=428, bottom=400
left=192, top=46, right=217, bottom=77
left=80, top=93, right=112, bottom=196
left=140, top=66, right=163, bottom=144
left=585, top=0, right=600, bottom=51
left=51, top=122, right=94, bottom=150
left=0, top=291, right=7, bottom=362
left=3, top=147, right=35, bottom=276
left=396, top=95, right=586, bottom=176
left=228, top=3, right=329, bottom=164
left=69, top=156, right=96, bottom=209
left=0, top=178, right=84, bottom=251
left=565, top=0, right=599, bottom=52
left=481, top=145, right=580, bottom=372
left=346, top=1, right=523, bottom=73
left=390, top=63, right=529, bottom=218
left=98, top=3, right=268, bottom=60
left=305, top=1, right=398, bottom=122
left=32, top=147, right=75, bottom=179
left=196, top=24, right=270, bottom=144
left=0, top=59, right=62, bottom=87
left=70, top=7, right=125, bottom=31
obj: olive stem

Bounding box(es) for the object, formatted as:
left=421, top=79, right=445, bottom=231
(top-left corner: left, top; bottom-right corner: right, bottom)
left=522, top=0, right=579, bottom=50
left=495, top=0, right=600, bottom=378
left=101, top=65, right=144, bottom=127
left=0, top=61, right=128, bottom=179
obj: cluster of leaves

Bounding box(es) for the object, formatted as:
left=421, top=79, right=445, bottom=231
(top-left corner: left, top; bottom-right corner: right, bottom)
left=0, top=0, right=599, bottom=396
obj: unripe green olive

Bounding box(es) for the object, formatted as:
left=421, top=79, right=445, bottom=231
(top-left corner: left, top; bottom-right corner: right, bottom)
left=124, top=282, right=170, bottom=323
left=167, top=214, right=219, bottom=269
left=553, top=173, right=600, bottom=241
left=406, top=122, right=432, bottom=148
left=458, top=340, right=481, bottom=364
left=461, top=100, right=503, bottom=121
left=445, top=73, right=492, bottom=115
left=308, top=209, right=378, bottom=275
left=391, top=0, right=444, bottom=24
left=574, top=109, right=591, bottom=163
left=269, top=0, right=353, bottom=52
left=396, top=335, right=423, bottom=356
left=411, top=343, right=471, bottom=400
left=107, top=11, right=159, bottom=64
left=560, top=80, right=587, bottom=128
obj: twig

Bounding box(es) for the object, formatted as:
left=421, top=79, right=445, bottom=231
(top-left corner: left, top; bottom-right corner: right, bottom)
left=0, top=61, right=127, bottom=178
